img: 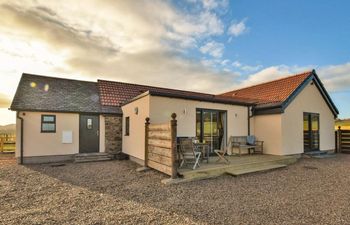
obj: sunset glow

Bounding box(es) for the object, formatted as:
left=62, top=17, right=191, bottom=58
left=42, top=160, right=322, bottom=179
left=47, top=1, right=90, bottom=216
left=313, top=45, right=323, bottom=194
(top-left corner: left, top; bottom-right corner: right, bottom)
left=0, top=0, right=350, bottom=125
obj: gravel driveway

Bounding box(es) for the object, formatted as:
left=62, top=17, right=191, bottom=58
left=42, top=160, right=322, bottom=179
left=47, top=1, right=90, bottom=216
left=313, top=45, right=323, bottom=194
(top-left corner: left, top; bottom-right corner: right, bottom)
left=1, top=154, right=350, bottom=225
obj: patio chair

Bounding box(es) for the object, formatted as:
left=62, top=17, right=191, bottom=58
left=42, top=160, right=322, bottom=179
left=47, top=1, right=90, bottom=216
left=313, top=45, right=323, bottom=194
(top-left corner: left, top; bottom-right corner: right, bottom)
left=179, top=138, right=201, bottom=170
left=214, top=136, right=233, bottom=163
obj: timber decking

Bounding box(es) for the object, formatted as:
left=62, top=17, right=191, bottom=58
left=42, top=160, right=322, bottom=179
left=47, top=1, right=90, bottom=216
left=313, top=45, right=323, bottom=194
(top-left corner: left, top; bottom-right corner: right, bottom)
left=174, top=155, right=299, bottom=183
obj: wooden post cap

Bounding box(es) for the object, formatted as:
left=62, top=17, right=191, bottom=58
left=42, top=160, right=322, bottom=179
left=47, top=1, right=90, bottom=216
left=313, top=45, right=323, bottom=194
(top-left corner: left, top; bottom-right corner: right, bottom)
left=171, top=113, right=177, bottom=120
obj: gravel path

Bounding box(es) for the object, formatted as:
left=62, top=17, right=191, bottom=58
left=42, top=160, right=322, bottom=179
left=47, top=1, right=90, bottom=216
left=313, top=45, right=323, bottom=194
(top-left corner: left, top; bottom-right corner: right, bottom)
left=1, top=154, right=350, bottom=224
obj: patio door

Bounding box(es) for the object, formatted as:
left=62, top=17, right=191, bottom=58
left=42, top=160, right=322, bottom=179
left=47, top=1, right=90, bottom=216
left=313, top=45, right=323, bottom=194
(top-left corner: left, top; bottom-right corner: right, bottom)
left=196, top=109, right=226, bottom=154
left=303, top=113, right=320, bottom=152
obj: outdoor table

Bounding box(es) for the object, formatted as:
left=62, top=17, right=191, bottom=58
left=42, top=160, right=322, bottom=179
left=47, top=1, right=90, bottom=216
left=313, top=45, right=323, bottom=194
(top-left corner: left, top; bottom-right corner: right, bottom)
left=194, top=143, right=210, bottom=163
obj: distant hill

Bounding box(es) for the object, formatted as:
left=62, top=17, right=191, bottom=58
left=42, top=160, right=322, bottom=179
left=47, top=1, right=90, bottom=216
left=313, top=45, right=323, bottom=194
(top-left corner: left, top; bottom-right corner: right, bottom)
left=335, top=119, right=350, bottom=130
left=0, top=124, right=16, bottom=134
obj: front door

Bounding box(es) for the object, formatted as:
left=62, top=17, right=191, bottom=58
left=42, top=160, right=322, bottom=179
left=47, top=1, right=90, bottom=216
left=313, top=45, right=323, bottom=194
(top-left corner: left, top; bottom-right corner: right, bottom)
left=303, top=113, right=320, bottom=152
left=79, top=115, right=99, bottom=153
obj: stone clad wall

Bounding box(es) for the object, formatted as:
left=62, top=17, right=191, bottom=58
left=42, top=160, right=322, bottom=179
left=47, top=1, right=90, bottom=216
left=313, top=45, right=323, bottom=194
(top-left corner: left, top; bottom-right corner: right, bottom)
left=104, top=115, right=122, bottom=155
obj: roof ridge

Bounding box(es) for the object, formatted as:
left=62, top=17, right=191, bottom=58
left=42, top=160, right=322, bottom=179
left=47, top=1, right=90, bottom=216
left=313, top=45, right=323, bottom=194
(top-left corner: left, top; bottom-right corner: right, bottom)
left=22, top=73, right=97, bottom=84
left=220, top=70, right=313, bottom=95
left=97, top=79, right=215, bottom=96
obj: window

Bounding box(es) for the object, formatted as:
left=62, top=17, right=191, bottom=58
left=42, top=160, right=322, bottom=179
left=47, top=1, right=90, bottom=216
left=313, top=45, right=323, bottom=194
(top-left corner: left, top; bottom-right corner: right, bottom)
left=125, top=117, right=130, bottom=136
left=87, top=118, right=93, bottom=129
left=41, top=115, right=56, bottom=133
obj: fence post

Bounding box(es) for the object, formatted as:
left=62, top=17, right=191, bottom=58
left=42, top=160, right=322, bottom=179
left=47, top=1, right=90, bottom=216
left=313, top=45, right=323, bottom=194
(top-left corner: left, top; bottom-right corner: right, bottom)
left=338, top=126, right=342, bottom=153
left=170, top=113, right=178, bottom=179
left=144, top=117, right=150, bottom=167
left=0, top=137, right=3, bottom=153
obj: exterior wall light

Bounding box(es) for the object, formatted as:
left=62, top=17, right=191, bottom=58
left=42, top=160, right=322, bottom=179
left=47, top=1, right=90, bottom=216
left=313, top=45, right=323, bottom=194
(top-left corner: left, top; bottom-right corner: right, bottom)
left=134, top=107, right=138, bottom=115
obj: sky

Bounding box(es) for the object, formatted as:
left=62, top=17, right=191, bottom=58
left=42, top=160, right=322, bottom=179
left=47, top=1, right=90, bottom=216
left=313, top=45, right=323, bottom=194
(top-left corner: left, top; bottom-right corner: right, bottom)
left=0, top=0, right=350, bottom=125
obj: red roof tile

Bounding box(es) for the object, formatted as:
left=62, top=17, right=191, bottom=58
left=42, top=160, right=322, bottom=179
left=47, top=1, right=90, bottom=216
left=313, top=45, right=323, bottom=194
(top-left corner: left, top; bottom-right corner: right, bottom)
left=98, top=80, right=253, bottom=107
left=219, top=71, right=313, bottom=105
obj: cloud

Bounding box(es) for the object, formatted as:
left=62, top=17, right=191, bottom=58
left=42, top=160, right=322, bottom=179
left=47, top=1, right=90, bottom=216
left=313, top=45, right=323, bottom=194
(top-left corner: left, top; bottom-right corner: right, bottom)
left=201, top=0, right=228, bottom=10
left=232, top=61, right=241, bottom=67
left=67, top=49, right=240, bottom=93
left=0, top=3, right=118, bottom=57
left=228, top=18, right=248, bottom=37
left=229, top=63, right=350, bottom=93
left=232, top=60, right=262, bottom=72
left=0, top=0, right=236, bottom=94
left=317, top=63, right=350, bottom=92
left=0, top=93, right=11, bottom=108
left=221, top=65, right=312, bottom=92
left=220, top=59, right=230, bottom=66
left=200, top=41, right=224, bottom=58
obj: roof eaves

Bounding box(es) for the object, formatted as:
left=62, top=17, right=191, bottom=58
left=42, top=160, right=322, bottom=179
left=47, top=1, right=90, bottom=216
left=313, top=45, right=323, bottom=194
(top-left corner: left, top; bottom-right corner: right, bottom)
left=280, top=72, right=314, bottom=111
left=219, top=70, right=314, bottom=96
left=148, top=91, right=254, bottom=106
left=311, top=71, right=339, bottom=117
left=280, top=70, right=339, bottom=118
left=9, top=108, right=122, bottom=115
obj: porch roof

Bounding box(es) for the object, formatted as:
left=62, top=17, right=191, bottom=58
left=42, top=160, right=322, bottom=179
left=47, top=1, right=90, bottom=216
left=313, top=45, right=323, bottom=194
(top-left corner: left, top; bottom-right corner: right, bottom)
left=99, top=80, right=255, bottom=107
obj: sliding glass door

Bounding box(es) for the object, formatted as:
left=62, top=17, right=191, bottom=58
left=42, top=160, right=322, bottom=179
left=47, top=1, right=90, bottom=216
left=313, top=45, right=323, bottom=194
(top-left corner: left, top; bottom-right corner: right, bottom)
left=303, top=112, right=320, bottom=152
left=196, top=109, right=226, bottom=154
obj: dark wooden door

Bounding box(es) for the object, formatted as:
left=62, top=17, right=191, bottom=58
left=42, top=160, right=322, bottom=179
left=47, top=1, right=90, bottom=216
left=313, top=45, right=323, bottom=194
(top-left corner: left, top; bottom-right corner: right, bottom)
left=79, top=115, right=99, bottom=153
left=303, top=113, right=320, bottom=152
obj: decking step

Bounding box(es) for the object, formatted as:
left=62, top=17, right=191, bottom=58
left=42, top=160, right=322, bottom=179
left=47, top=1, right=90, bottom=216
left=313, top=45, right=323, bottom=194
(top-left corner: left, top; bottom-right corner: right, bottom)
left=304, top=151, right=336, bottom=158
left=304, top=151, right=327, bottom=156
left=225, top=164, right=287, bottom=176
left=74, top=153, right=113, bottom=163
left=75, top=153, right=111, bottom=157
left=312, top=154, right=336, bottom=159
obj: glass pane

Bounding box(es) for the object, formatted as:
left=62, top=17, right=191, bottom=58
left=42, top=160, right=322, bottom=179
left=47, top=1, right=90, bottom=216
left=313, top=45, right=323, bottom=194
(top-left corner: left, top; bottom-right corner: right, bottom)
left=42, top=123, right=55, bottom=131
left=211, top=112, right=218, bottom=136
left=311, top=115, right=319, bottom=149
left=43, top=116, right=55, bottom=122
left=203, top=111, right=211, bottom=136
left=303, top=114, right=309, bottom=131
left=125, top=117, right=130, bottom=135
left=311, top=115, right=319, bottom=131
left=196, top=110, right=201, bottom=139
left=303, top=114, right=310, bottom=150
left=87, top=119, right=93, bottom=129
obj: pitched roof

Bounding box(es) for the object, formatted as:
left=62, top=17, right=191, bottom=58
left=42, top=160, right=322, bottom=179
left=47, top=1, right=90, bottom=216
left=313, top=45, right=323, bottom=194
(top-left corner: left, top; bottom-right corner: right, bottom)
left=220, top=70, right=339, bottom=117
left=98, top=80, right=254, bottom=107
left=219, top=71, right=313, bottom=105
left=10, top=73, right=121, bottom=114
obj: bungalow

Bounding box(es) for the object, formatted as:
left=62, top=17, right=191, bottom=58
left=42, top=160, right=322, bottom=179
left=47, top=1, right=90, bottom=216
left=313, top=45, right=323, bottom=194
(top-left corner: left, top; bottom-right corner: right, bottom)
left=10, top=70, right=338, bottom=164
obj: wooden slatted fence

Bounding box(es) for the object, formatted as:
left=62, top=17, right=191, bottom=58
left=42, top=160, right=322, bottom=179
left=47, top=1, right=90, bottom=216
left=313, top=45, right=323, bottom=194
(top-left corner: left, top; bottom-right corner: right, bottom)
left=335, top=127, right=350, bottom=153
left=0, top=134, right=16, bottom=153
left=145, top=113, right=177, bottom=178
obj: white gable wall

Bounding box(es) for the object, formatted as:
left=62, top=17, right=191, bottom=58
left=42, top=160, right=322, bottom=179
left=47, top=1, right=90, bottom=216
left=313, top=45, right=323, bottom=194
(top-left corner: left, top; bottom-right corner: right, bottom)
left=281, top=80, right=335, bottom=154
left=121, top=95, right=150, bottom=164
